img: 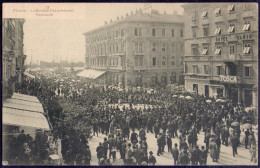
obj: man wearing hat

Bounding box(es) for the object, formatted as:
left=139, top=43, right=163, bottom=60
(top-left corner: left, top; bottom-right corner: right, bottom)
left=148, top=151, right=156, bottom=165
left=178, top=146, right=190, bottom=165
left=171, top=143, right=179, bottom=165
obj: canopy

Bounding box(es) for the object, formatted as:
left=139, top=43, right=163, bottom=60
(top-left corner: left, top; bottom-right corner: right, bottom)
left=3, top=107, right=50, bottom=130
left=3, top=100, right=44, bottom=113
left=11, top=93, right=40, bottom=103
left=5, top=98, right=43, bottom=108
left=77, top=69, right=106, bottom=79
left=24, top=72, right=35, bottom=79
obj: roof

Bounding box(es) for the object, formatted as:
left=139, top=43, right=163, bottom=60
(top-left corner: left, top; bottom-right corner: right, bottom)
left=84, top=12, right=184, bottom=35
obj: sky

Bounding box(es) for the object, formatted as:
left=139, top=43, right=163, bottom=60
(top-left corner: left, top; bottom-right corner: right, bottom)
left=23, top=3, right=184, bottom=64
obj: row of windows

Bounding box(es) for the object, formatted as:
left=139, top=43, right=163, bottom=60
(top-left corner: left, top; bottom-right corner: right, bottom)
left=86, top=29, right=126, bottom=43
left=191, top=43, right=252, bottom=55
left=192, top=20, right=252, bottom=38
left=88, top=43, right=125, bottom=55
left=134, top=27, right=183, bottom=37
left=90, top=57, right=123, bottom=67
left=190, top=65, right=252, bottom=77
left=192, top=4, right=253, bottom=21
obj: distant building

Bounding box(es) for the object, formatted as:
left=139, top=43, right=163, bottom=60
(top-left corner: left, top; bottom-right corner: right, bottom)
left=83, top=9, right=184, bottom=89
left=182, top=3, right=258, bottom=107
left=2, top=18, right=26, bottom=101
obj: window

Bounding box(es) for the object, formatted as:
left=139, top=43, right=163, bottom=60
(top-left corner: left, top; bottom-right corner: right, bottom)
left=214, top=46, right=221, bottom=55
left=229, top=44, right=235, bottom=54
left=216, top=66, right=221, bottom=75
left=203, top=26, right=209, bottom=36
left=116, top=31, right=119, bottom=38
left=162, top=28, right=165, bottom=37
left=152, top=28, right=156, bottom=36
left=204, top=65, right=209, bottom=74
left=162, top=43, right=166, bottom=52
left=192, top=65, right=197, bottom=74
left=135, top=57, right=138, bottom=66
left=215, top=26, right=221, bottom=35
left=192, top=11, right=197, bottom=21
left=244, top=4, right=252, bottom=11
left=121, top=29, right=124, bottom=36
left=135, top=28, right=138, bottom=36
left=139, top=28, right=142, bottom=36
left=139, top=56, right=143, bottom=66
left=228, top=4, right=235, bottom=13
left=202, top=46, right=208, bottom=55
left=171, top=61, right=175, bottom=65
left=171, top=29, right=174, bottom=37
left=192, top=45, right=198, bottom=55
left=162, top=57, right=166, bottom=66
left=139, top=43, right=143, bottom=53
left=180, top=29, right=183, bottom=37
left=244, top=66, right=250, bottom=77
left=134, top=43, right=138, bottom=52
left=215, top=8, right=221, bottom=16
left=152, top=43, right=156, bottom=51
left=243, top=20, right=251, bottom=31
left=152, top=57, right=156, bottom=66
left=243, top=43, right=251, bottom=54
left=202, top=11, right=208, bottom=18
left=228, top=23, right=235, bottom=33
left=192, top=28, right=197, bottom=38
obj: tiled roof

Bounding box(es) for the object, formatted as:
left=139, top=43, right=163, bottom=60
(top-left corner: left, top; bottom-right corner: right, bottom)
left=84, top=13, right=183, bottom=35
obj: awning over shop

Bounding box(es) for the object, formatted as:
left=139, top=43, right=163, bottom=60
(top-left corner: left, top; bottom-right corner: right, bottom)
left=24, top=72, right=35, bottom=79
left=77, top=69, right=106, bottom=79
left=3, top=107, right=50, bottom=130
left=11, top=93, right=40, bottom=103
left=3, top=100, right=44, bottom=113
left=5, top=98, right=43, bottom=108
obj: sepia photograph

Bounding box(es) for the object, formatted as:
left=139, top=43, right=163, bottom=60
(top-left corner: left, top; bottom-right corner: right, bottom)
left=2, top=2, right=258, bottom=166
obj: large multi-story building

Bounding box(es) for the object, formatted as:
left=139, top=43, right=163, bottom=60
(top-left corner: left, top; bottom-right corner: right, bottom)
left=83, top=9, right=184, bottom=89
left=182, top=3, right=258, bottom=107
left=2, top=18, right=26, bottom=101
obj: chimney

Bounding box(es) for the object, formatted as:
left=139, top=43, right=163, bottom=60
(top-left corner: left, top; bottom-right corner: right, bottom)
left=139, top=8, right=143, bottom=13
left=110, top=19, right=113, bottom=23
left=121, top=15, right=123, bottom=19
left=104, top=21, right=107, bottom=25
left=117, top=16, right=119, bottom=20
left=126, top=13, right=129, bottom=17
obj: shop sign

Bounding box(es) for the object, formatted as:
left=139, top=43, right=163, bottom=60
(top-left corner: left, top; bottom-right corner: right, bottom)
left=219, top=75, right=237, bottom=83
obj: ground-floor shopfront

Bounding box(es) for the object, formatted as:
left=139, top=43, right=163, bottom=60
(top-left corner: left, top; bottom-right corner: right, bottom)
left=185, top=77, right=258, bottom=108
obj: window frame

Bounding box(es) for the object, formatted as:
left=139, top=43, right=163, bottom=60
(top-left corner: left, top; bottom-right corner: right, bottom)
left=244, top=66, right=251, bottom=77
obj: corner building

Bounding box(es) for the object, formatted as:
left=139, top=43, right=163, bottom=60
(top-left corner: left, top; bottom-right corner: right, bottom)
left=83, top=10, right=184, bottom=88
left=182, top=3, right=258, bottom=108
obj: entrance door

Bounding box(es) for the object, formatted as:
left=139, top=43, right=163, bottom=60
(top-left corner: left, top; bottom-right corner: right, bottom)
left=231, top=90, right=238, bottom=105
left=217, top=88, right=224, bottom=97
left=205, top=85, right=209, bottom=97
left=193, top=84, right=198, bottom=94
left=244, top=90, right=252, bottom=107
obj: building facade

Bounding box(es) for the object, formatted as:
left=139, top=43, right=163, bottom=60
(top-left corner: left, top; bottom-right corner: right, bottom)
left=2, top=18, right=26, bottom=101
left=83, top=9, right=184, bottom=89
left=182, top=3, right=258, bottom=107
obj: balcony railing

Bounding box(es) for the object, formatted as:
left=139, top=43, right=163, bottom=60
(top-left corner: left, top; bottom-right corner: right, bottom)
left=227, top=13, right=237, bottom=20
left=222, top=54, right=240, bottom=62
left=242, top=10, right=253, bottom=18
left=215, top=15, right=223, bottom=23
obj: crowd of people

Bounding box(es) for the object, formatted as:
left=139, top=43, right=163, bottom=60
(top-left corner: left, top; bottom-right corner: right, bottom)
left=6, top=69, right=257, bottom=165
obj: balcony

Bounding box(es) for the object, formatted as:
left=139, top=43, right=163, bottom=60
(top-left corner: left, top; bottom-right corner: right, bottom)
left=200, top=37, right=210, bottom=44
left=215, top=36, right=228, bottom=43
left=215, top=16, right=223, bottom=23
left=242, top=10, right=253, bottom=18
left=222, top=54, right=241, bottom=62
left=201, top=18, right=209, bottom=25
left=134, top=66, right=146, bottom=71
left=237, top=32, right=254, bottom=41
left=227, top=13, right=237, bottom=20
left=227, top=34, right=238, bottom=42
